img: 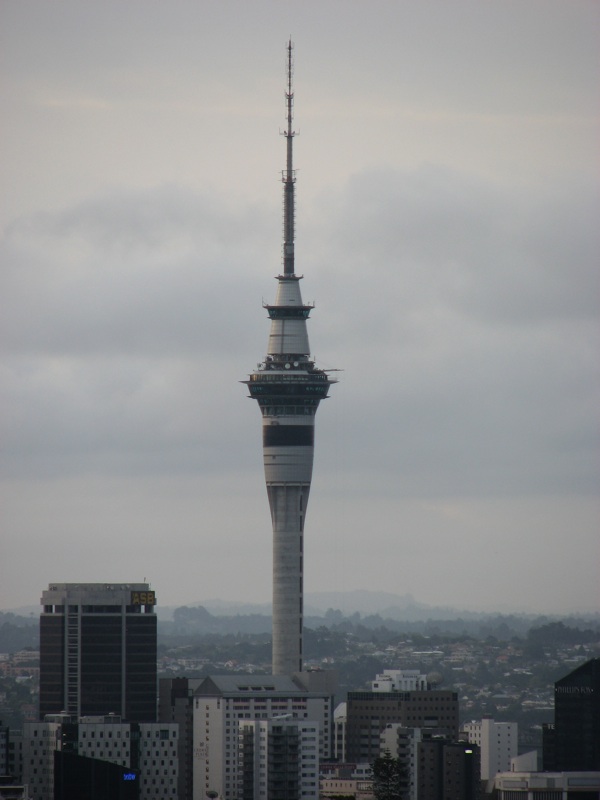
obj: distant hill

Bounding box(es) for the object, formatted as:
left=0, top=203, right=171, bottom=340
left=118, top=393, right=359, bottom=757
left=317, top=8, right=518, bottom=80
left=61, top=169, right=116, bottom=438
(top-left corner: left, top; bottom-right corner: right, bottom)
left=0, top=611, right=38, bottom=652
left=152, top=589, right=599, bottom=623
left=158, top=590, right=437, bottom=621
left=2, top=598, right=599, bottom=651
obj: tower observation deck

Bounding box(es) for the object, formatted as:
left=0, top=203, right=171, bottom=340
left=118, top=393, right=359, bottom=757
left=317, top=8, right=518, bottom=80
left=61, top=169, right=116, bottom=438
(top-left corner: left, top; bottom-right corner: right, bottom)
left=244, top=40, right=336, bottom=676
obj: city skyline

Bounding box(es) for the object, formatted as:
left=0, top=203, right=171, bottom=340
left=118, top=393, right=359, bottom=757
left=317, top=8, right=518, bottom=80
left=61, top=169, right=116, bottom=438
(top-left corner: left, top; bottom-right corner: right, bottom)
left=1, top=1, right=599, bottom=615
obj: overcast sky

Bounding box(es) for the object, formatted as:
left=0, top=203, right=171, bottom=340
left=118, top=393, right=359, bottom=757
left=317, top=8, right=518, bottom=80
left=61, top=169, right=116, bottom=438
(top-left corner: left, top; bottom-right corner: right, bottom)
left=1, top=1, right=598, bottom=616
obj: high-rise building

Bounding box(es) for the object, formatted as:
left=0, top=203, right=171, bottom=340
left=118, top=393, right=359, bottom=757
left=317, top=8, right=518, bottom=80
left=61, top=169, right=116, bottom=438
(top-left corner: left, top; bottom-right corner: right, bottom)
left=417, top=737, right=481, bottom=800
left=158, top=677, right=202, bottom=800
left=39, top=583, right=157, bottom=722
left=543, top=657, right=600, bottom=771
left=379, top=724, right=422, bottom=800
left=380, top=724, right=478, bottom=800
left=192, top=674, right=334, bottom=800
left=238, top=717, right=320, bottom=800
left=345, top=689, right=459, bottom=764
left=244, top=40, right=336, bottom=676
left=461, top=716, right=518, bottom=780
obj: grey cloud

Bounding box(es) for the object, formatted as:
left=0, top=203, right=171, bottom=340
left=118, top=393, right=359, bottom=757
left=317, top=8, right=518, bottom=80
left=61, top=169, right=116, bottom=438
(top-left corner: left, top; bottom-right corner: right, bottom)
left=2, top=168, right=597, bottom=500
left=0, top=187, right=281, bottom=479
left=311, top=165, right=598, bottom=330
left=1, top=186, right=277, bottom=358
left=304, top=166, right=599, bottom=497
left=1, top=0, right=598, bottom=613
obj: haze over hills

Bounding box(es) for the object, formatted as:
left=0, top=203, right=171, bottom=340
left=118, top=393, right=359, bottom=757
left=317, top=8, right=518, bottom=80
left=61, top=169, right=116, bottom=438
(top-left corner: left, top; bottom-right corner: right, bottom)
left=156, top=590, right=599, bottom=622
left=190, top=591, right=427, bottom=620
left=4, top=590, right=598, bottom=624
left=2, top=589, right=599, bottom=653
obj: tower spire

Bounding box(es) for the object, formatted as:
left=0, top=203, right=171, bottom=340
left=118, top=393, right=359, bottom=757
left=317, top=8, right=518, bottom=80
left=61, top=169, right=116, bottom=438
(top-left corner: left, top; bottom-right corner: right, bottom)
left=282, top=38, right=296, bottom=276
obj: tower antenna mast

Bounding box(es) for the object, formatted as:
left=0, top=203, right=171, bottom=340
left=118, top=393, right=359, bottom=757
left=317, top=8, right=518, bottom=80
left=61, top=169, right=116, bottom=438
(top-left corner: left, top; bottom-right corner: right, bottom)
left=282, top=38, right=296, bottom=276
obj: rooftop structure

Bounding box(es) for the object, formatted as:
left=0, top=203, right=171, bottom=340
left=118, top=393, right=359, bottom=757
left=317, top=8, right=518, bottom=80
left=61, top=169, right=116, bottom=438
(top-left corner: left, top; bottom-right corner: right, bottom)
left=493, top=771, right=600, bottom=798
left=371, top=669, right=428, bottom=692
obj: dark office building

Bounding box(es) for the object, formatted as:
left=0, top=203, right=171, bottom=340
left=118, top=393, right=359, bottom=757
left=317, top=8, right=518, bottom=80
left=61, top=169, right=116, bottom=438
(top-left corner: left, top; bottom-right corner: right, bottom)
left=54, top=751, right=140, bottom=800
left=345, top=689, right=459, bottom=763
left=158, top=677, right=201, bottom=800
left=417, top=737, right=480, bottom=800
left=40, top=583, right=157, bottom=722
left=543, top=658, right=600, bottom=771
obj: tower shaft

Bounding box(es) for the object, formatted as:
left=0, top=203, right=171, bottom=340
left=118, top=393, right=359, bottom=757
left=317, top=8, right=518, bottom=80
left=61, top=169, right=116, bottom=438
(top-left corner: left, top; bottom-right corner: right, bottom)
left=245, top=41, right=335, bottom=675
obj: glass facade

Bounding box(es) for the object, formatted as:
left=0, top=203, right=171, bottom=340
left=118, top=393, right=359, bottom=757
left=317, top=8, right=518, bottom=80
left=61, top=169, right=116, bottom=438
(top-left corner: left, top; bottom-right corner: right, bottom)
left=39, top=585, right=157, bottom=722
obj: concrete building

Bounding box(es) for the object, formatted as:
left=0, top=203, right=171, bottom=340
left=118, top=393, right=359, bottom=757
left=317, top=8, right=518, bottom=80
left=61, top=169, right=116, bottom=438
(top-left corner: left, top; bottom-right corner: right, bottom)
left=320, top=776, right=374, bottom=800
left=510, top=750, right=538, bottom=772
left=493, top=771, right=600, bottom=798
left=39, top=583, right=157, bottom=722
left=380, top=724, right=422, bottom=800
left=192, top=674, right=334, bottom=800
left=345, top=689, right=459, bottom=764
left=333, top=702, right=346, bottom=761
left=320, top=764, right=373, bottom=800
left=21, top=714, right=177, bottom=800
left=244, top=40, right=335, bottom=676
left=380, top=724, right=476, bottom=800
left=461, top=716, right=517, bottom=779
left=238, top=717, right=319, bottom=800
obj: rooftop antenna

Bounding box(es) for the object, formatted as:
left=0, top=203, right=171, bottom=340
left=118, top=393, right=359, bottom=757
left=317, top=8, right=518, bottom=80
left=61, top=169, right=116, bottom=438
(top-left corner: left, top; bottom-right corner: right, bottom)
left=282, top=38, right=296, bottom=276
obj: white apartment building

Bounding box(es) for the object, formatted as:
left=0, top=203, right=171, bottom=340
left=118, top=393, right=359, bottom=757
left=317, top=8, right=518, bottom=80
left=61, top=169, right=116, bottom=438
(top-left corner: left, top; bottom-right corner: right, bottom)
left=22, top=714, right=177, bottom=800
left=379, top=724, right=422, bottom=800
left=192, top=674, right=334, bottom=800
left=238, top=718, right=319, bottom=799
left=371, top=669, right=428, bottom=692
left=462, top=716, right=517, bottom=779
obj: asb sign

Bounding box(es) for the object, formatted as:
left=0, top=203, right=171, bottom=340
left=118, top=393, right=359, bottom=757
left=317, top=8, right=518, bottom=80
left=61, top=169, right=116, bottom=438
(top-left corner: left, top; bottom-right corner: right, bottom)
left=130, top=591, right=156, bottom=606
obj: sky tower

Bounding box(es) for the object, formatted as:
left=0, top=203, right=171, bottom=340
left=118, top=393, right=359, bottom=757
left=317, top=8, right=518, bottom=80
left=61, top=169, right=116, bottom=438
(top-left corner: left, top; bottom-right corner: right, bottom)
left=244, top=41, right=335, bottom=676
